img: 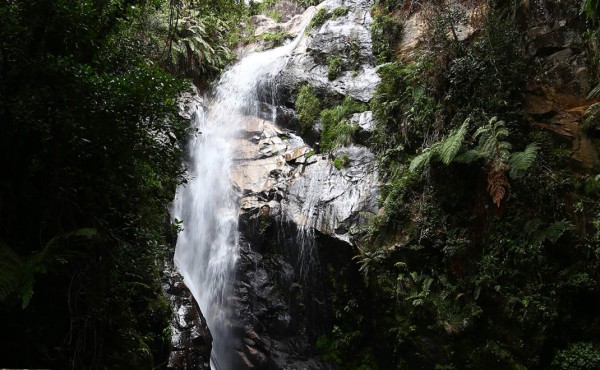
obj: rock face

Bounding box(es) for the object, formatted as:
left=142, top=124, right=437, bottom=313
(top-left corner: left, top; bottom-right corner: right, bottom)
left=229, top=114, right=378, bottom=369
left=519, top=0, right=599, bottom=170
left=278, top=0, right=380, bottom=102
left=232, top=116, right=379, bottom=245
left=223, top=2, right=381, bottom=367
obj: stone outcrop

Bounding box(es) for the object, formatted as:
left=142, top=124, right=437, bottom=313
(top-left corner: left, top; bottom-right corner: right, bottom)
left=232, top=116, right=379, bottom=244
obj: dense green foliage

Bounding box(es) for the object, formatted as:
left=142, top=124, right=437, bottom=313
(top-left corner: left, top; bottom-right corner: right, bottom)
left=320, top=97, right=367, bottom=152
left=295, top=84, right=322, bottom=134
left=0, top=0, right=241, bottom=367
left=371, top=11, right=403, bottom=64
left=319, top=2, right=600, bottom=369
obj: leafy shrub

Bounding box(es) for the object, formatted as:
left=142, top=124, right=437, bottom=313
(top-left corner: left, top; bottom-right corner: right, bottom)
left=297, top=0, right=321, bottom=8
left=584, top=0, right=599, bottom=21
left=552, top=342, right=600, bottom=369
left=262, top=31, right=291, bottom=47
left=320, top=97, right=367, bottom=151
left=327, top=56, right=343, bottom=80
left=370, top=60, right=438, bottom=151
left=443, top=11, right=527, bottom=124
left=266, top=9, right=282, bottom=22
left=295, top=84, right=321, bottom=133
left=371, top=13, right=403, bottom=64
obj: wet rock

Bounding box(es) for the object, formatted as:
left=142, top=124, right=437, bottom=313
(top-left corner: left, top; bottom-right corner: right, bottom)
left=163, top=256, right=212, bottom=370
left=178, top=85, right=204, bottom=120
left=231, top=112, right=377, bottom=370
left=283, top=145, right=379, bottom=243
left=246, top=345, right=269, bottom=367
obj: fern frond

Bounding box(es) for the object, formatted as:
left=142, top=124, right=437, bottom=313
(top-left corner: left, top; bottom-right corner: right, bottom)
left=493, top=124, right=509, bottom=141
left=410, top=148, right=433, bottom=172
left=454, top=149, right=483, bottom=164
left=544, top=221, right=573, bottom=243
left=439, top=119, right=469, bottom=164
left=509, top=143, right=540, bottom=179
left=497, top=140, right=512, bottom=153
left=588, top=83, right=600, bottom=100
left=487, top=169, right=509, bottom=207
left=473, top=125, right=490, bottom=140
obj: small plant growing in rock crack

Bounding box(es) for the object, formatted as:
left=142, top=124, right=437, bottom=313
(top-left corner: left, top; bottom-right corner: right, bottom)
left=262, top=31, right=290, bottom=47
left=307, top=7, right=329, bottom=32
left=332, top=5, right=349, bottom=19
left=328, top=56, right=343, bottom=80
left=334, top=153, right=351, bottom=170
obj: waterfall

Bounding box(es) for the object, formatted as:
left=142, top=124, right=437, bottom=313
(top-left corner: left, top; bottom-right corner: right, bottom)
left=172, top=29, right=307, bottom=369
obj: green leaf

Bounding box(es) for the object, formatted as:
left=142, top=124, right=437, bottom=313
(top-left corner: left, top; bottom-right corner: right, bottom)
left=454, top=149, right=482, bottom=164
left=588, top=84, right=600, bottom=100
left=438, top=118, right=469, bottom=164
left=509, top=143, right=539, bottom=179
left=21, top=277, right=34, bottom=309
left=409, top=148, right=433, bottom=172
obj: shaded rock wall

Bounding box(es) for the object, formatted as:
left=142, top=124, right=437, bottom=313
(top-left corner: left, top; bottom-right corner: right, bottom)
left=520, top=0, right=599, bottom=170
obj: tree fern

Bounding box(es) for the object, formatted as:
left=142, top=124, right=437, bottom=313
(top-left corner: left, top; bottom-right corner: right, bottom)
left=474, top=117, right=511, bottom=165
left=509, top=143, right=539, bottom=179
left=409, top=116, right=539, bottom=206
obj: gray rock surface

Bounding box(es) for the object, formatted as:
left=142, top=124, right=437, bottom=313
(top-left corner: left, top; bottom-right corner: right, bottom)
left=277, top=0, right=380, bottom=102
left=233, top=116, right=379, bottom=244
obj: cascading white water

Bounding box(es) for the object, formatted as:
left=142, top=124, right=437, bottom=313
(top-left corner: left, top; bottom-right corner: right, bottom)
left=171, top=29, right=307, bottom=369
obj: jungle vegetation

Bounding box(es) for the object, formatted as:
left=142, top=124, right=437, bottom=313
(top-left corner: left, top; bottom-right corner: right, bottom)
left=0, top=0, right=245, bottom=367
